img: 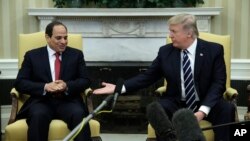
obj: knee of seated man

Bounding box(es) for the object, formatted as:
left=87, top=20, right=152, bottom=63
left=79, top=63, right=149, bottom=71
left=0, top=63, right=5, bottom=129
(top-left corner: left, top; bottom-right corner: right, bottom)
left=31, top=110, right=53, bottom=119
left=213, top=99, right=235, bottom=115
left=220, top=100, right=236, bottom=121
left=224, top=100, right=236, bottom=113
left=71, top=109, right=86, bottom=119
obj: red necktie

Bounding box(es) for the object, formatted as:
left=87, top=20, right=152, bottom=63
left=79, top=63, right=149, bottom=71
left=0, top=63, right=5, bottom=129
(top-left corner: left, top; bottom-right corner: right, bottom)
left=55, top=52, right=61, bottom=80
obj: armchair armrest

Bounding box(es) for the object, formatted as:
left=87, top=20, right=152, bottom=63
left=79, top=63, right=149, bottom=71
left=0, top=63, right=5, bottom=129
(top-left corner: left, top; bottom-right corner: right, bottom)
left=10, top=88, right=20, bottom=98
left=154, top=86, right=166, bottom=96
left=82, top=88, right=94, bottom=113
left=223, top=87, right=239, bottom=122
left=223, top=87, right=238, bottom=101
left=8, top=88, right=19, bottom=124
left=84, top=88, right=93, bottom=97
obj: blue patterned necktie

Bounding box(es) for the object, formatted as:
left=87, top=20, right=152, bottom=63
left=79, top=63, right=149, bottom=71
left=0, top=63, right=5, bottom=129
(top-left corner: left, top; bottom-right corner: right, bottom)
left=183, top=50, right=197, bottom=112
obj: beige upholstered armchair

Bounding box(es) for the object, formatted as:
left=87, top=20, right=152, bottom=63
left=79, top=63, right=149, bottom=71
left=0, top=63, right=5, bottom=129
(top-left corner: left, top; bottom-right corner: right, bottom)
left=147, top=32, right=239, bottom=141
left=4, top=32, right=102, bottom=141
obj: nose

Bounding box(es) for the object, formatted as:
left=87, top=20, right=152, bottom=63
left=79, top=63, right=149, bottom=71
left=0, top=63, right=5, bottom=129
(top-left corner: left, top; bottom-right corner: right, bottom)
left=60, top=38, right=67, bottom=44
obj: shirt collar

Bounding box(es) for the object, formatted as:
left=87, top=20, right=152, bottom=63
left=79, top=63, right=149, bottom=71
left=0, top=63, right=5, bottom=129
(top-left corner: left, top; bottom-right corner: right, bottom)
left=46, top=45, right=62, bottom=57
left=185, top=38, right=197, bottom=55
left=47, top=45, right=56, bottom=57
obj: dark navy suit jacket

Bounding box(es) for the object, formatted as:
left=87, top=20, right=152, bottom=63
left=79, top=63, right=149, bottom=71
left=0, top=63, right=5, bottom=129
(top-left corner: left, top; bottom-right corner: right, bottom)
left=14, top=46, right=91, bottom=118
left=124, top=38, right=226, bottom=109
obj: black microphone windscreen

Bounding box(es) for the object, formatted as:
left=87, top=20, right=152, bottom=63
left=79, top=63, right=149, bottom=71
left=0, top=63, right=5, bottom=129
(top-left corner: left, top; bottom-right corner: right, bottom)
left=146, top=102, right=177, bottom=141
left=172, top=108, right=205, bottom=141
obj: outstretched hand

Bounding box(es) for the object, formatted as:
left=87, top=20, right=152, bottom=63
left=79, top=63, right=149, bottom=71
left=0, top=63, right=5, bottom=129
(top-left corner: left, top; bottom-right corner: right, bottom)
left=93, top=82, right=116, bottom=95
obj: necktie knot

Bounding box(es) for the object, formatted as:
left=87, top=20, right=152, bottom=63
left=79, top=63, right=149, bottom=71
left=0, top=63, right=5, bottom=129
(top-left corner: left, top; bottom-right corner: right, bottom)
left=55, top=52, right=61, bottom=59
left=183, top=49, right=189, bottom=55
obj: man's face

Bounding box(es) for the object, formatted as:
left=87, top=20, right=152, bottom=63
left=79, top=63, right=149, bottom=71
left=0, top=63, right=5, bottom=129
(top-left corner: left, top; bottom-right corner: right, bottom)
left=46, top=25, right=68, bottom=53
left=168, top=24, right=190, bottom=49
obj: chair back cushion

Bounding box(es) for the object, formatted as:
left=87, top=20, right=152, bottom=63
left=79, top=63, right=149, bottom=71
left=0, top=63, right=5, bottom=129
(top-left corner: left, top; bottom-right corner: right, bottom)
left=167, top=32, right=231, bottom=88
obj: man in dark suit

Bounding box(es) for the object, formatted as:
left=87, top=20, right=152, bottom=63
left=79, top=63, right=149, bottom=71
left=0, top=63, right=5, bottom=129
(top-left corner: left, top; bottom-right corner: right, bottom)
left=14, top=21, right=92, bottom=141
left=93, top=14, right=235, bottom=141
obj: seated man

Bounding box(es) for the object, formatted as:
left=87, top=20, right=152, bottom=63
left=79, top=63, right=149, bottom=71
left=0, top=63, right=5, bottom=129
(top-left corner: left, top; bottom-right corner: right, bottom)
left=14, top=21, right=92, bottom=141
left=93, top=13, right=235, bottom=141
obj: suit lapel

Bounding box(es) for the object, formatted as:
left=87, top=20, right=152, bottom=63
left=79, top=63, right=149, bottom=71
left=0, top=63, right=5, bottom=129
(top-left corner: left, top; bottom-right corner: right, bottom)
left=41, top=47, right=53, bottom=81
left=174, top=49, right=181, bottom=82
left=194, top=39, right=205, bottom=80
left=60, top=47, right=69, bottom=79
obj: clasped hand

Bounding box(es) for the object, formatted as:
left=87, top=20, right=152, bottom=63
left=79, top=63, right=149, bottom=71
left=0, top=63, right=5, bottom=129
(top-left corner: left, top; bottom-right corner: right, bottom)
left=44, top=80, right=67, bottom=94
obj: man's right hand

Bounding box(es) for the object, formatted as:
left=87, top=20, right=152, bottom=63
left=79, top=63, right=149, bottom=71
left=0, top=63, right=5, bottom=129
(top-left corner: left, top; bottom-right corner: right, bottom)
left=93, top=82, right=116, bottom=95
left=44, top=81, right=66, bottom=93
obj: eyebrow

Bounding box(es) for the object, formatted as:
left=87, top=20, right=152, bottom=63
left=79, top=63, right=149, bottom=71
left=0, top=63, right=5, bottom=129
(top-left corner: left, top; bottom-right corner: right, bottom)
left=54, top=35, right=68, bottom=39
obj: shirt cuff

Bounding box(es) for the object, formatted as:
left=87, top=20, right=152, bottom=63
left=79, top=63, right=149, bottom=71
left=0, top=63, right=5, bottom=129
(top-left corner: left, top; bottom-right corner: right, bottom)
left=42, top=91, right=47, bottom=95
left=43, top=84, right=47, bottom=96
left=199, top=105, right=211, bottom=116
left=121, top=85, right=126, bottom=94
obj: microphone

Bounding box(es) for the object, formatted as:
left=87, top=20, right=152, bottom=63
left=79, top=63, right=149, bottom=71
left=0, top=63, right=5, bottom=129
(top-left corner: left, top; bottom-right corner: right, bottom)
left=172, top=108, right=205, bottom=141
left=111, top=78, right=124, bottom=109
left=146, top=101, right=177, bottom=141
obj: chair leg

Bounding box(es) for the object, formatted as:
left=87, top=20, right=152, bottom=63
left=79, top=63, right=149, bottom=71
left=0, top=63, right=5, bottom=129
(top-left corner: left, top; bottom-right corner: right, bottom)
left=146, top=138, right=157, bottom=141
left=92, top=136, right=102, bottom=141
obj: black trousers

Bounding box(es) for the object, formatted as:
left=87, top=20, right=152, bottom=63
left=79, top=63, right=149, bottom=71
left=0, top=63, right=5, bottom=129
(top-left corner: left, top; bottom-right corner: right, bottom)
left=25, top=97, right=92, bottom=141
left=157, top=98, right=235, bottom=141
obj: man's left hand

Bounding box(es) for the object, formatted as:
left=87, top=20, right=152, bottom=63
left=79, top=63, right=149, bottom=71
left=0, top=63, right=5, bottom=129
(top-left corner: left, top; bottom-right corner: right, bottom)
left=194, top=111, right=206, bottom=122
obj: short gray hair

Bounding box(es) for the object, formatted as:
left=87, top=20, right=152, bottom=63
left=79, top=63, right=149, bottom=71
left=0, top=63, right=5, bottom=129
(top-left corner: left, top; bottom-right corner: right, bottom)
left=168, top=13, right=199, bottom=38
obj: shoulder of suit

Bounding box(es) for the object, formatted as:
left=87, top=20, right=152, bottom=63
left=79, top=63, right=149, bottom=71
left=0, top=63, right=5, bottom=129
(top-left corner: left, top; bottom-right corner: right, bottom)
left=26, top=46, right=46, bottom=54
left=66, top=46, right=82, bottom=52
left=159, top=43, right=178, bottom=52
left=197, top=38, right=223, bottom=53
left=197, top=38, right=222, bottom=47
left=160, top=43, right=171, bottom=49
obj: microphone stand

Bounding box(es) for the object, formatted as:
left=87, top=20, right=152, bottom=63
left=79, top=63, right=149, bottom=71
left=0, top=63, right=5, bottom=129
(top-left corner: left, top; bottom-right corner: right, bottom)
left=202, top=120, right=250, bottom=131
left=63, top=95, right=114, bottom=141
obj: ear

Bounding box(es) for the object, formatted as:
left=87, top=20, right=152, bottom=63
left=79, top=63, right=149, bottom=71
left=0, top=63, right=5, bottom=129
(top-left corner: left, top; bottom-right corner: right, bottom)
left=45, top=34, right=49, bottom=39
left=45, top=34, right=51, bottom=43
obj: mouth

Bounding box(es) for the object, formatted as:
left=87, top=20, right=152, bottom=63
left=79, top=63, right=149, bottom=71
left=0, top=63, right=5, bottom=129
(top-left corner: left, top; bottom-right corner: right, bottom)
left=58, top=45, right=66, bottom=51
